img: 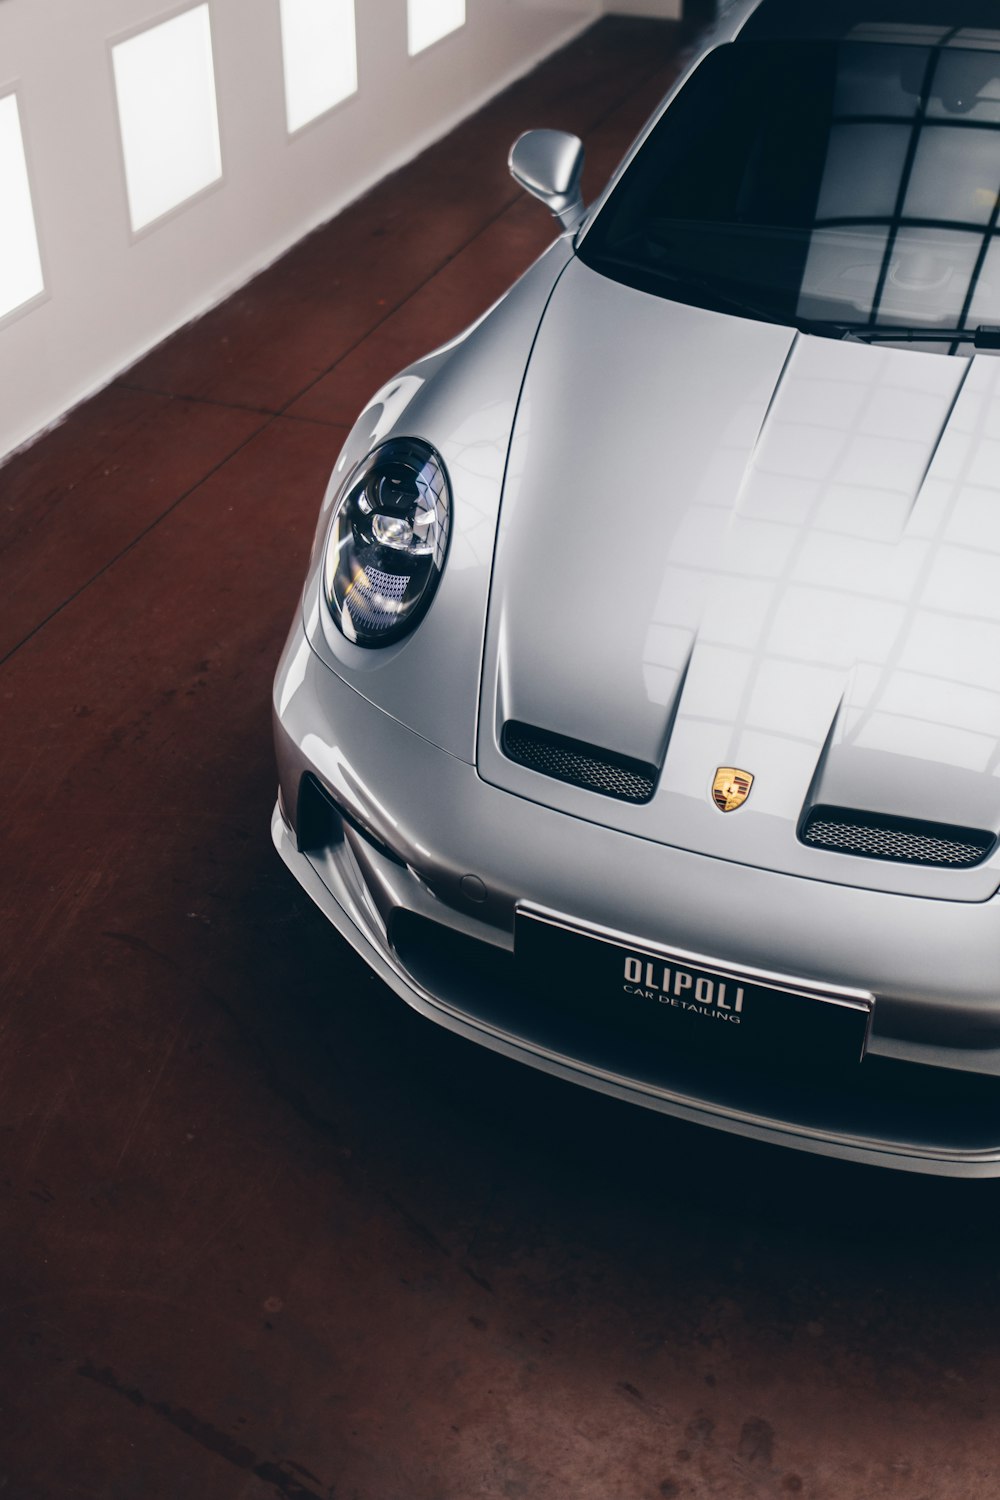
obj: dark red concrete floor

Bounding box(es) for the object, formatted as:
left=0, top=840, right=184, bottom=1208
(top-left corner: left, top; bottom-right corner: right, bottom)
left=4, top=16, right=1000, bottom=1500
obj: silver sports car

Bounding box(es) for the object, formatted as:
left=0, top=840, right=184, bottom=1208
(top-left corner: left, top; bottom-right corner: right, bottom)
left=273, top=0, right=1000, bottom=1176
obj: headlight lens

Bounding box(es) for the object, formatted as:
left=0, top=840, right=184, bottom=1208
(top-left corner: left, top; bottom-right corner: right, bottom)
left=323, top=438, right=451, bottom=647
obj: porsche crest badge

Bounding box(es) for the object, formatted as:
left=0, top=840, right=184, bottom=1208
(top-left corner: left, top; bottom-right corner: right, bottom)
left=712, top=767, right=754, bottom=813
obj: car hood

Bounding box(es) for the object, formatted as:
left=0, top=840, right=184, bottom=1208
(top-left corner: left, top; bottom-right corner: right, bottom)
left=478, top=256, right=1000, bottom=902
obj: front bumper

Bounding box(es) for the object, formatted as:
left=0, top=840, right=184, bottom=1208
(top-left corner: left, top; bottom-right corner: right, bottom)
left=273, top=623, right=1000, bottom=1176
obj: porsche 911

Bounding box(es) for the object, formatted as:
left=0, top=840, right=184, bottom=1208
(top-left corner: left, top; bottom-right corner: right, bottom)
left=273, top=0, right=1000, bottom=1175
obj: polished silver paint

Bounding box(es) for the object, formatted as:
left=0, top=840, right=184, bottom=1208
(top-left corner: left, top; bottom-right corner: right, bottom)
left=508, top=129, right=586, bottom=232
left=479, top=260, right=1000, bottom=904
left=303, top=237, right=574, bottom=762
left=272, top=636, right=1000, bottom=1175
left=273, top=0, right=1000, bottom=1174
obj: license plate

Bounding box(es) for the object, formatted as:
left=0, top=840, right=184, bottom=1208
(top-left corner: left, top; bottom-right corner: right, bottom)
left=516, top=907, right=873, bottom=1068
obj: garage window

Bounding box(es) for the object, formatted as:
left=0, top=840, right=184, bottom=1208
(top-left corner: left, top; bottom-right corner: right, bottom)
left=280, top=0, right=358, bottom=133
left=407, top=0, right=465, bottom=57
left=112, top=5, right=223, bottom=233
left=0, top=93, right=44, bottom=321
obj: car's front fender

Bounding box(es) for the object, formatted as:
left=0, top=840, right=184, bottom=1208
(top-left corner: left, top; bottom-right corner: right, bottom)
left=297, top=236, right=574, bottom=763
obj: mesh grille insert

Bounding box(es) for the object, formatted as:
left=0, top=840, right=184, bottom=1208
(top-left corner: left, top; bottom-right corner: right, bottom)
left=502, top=721, right=656, bottom=804
left=801, top=806, right=995, bottom=869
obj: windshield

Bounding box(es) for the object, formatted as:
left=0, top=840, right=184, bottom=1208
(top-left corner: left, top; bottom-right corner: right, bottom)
left=578, top=38, right=1000, bottom=352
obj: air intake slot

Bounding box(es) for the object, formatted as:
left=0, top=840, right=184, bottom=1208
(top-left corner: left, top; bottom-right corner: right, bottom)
left=501, top=721, right=656, bottom=804
left=801, top=806, right=995, bottom=869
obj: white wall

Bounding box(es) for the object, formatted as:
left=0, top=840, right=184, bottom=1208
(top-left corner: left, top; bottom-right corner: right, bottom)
left=0, top=0, right=678, bottom=462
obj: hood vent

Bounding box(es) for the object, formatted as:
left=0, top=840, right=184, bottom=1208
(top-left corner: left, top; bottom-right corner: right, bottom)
left=801, top=807, right=995, bottom=870
left=502, top=721, right=657, bottom=804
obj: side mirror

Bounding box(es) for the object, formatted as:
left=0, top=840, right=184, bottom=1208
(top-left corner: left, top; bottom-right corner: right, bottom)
left=508, top=129, right=585, bottom=233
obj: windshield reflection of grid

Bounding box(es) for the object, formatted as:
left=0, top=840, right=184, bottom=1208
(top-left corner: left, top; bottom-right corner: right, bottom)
left=802, top=29, right=1000, bottom=344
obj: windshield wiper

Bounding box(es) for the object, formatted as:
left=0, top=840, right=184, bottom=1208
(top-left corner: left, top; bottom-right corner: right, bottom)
left=833, top=324, right=1000, bottom=349
left=585, top=253, right=1000, bottom=348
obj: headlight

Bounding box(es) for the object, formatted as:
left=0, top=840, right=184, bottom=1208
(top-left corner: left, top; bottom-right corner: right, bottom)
left=323, top=438, right=451, bottom=648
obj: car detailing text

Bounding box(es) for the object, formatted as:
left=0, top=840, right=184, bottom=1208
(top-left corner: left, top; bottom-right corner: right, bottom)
left=623, top=957, right=744, bottom=1023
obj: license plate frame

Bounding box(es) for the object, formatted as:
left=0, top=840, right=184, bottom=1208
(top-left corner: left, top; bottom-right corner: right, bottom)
left=515, top=905, right=874, bottom=1068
